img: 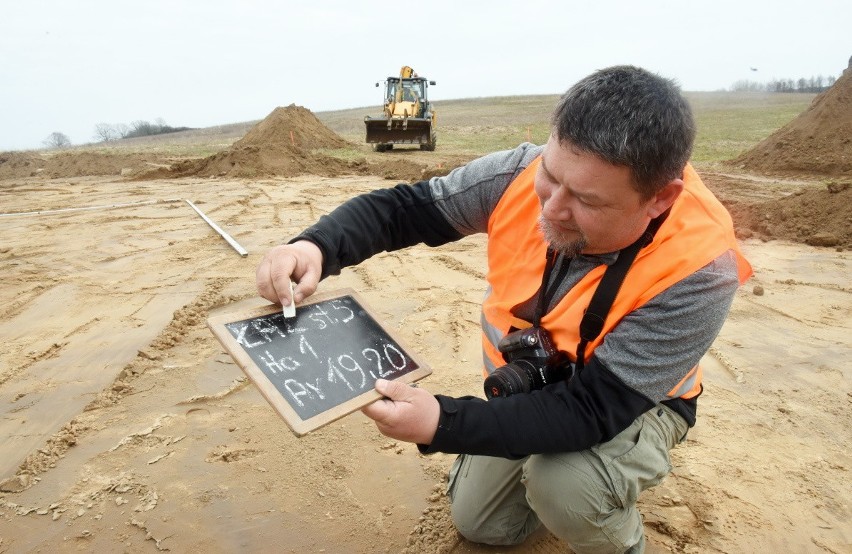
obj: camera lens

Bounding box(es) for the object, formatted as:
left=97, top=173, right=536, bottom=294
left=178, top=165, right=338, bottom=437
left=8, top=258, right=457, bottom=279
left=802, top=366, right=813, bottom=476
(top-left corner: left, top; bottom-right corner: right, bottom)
left=483, top=360, right=537, bottom=399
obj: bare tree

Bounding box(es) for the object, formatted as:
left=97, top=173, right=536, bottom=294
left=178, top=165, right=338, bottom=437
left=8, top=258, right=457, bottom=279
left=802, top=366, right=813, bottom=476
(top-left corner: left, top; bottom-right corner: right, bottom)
left=732, top=73, right=836, bottom=94
left=43, top=131, right=71, bottom=149
left=93, top=123, right=118, bottom=142
left=130, top=120, right=155, bottom=136
left=730, top=79, right=765, bottom=92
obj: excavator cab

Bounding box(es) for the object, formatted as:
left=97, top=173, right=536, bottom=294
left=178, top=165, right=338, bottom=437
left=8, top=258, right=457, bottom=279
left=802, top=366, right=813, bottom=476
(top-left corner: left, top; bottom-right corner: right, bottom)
left=365, top=66, right=437, bottom=152
left=400, top=80, right=421, bottom=103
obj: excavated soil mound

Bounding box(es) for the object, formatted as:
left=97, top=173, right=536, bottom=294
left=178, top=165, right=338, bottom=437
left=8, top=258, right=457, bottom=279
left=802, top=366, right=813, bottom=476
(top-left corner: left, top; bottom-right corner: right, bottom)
left=725, top=181, right=852, bottom=249
left=733, top=69, right=852, bottom=176
left=0, top=151, right=158, bottom=179
left=170, top=105, right=353, bottom=178
left=146, top=104, right=471, bottom=183
left=0, top=152, right=44, bottom=179
left=2, top=106, right=467, bottom=184
left=342, top=155, right=473, bottom=183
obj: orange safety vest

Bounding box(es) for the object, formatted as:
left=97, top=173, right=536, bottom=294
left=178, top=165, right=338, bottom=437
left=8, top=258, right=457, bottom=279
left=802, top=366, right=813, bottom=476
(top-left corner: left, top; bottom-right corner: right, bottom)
left=481, top=158, right=752, bottom=399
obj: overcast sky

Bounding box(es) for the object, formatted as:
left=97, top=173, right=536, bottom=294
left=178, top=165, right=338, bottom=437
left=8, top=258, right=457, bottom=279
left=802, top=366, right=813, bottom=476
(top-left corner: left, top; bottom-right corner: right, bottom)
left=1, top=0, right=849, bottom=152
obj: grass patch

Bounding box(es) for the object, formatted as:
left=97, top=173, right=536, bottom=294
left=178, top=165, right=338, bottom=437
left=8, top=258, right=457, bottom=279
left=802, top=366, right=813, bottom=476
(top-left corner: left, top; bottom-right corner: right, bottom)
left=686, top=92, right=814, bottom=162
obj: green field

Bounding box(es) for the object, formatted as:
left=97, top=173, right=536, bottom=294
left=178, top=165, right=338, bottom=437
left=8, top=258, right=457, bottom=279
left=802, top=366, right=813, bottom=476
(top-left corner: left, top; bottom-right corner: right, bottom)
left=317, top=92, right=815, bottom=163
left=86, top=92, right=815, bottom=165
left=685, top=92, right=815, bottom=162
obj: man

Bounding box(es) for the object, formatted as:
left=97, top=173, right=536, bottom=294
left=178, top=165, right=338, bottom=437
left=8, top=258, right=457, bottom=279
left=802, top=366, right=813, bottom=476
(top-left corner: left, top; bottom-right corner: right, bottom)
left=256, top=66, right=752, bottom=553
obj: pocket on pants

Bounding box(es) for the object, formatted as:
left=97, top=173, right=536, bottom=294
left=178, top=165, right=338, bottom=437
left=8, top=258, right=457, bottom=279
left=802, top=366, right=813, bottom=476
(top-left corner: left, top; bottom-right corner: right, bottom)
left=446, top=454, right=471, bottom=500
left=591, top=416, right=673, bottom=509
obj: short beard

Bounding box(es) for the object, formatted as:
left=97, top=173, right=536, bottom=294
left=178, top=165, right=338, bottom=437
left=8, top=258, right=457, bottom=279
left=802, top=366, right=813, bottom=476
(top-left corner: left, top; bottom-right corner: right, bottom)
left=538, top=215, right=587, bottom=257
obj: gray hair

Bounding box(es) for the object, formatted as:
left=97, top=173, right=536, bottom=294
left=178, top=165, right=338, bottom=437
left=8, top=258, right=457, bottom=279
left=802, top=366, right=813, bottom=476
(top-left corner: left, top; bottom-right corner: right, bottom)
left=552, top=65, right=696, bottom=198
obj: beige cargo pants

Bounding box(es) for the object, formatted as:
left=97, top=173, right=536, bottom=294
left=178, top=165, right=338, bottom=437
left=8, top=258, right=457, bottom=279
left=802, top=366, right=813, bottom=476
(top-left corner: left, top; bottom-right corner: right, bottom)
left=447, top=404, right=689, bottom=554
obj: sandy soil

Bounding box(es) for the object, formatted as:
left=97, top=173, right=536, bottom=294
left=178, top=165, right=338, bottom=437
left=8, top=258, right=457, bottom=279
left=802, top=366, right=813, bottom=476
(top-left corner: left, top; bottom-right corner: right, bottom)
left=1, top=120, right=850, bottom=553
left=0, top=167, right=848, bottom=554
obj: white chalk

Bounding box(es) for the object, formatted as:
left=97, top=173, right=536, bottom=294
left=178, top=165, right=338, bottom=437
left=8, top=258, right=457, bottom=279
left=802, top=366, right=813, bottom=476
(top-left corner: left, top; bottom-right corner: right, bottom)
left=283, top=281, right=296, bottom=319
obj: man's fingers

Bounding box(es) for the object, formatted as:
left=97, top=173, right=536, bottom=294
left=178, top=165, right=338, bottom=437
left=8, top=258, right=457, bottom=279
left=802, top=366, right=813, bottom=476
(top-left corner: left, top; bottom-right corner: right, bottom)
left=255, top=246, right=300, bottom=306
left=374, top=378, right=411, bottom=402
left=361, top=397, right=389, bottom=421
left=292, top=264, right=320, bottom=303
left=255, top=257, right=281, bottom=304
left=363, top=379, right=439, bottom=444
left=256, top=241, right=324, bottom=306
left=362, top=379, right=403, bottom=422
left=269, top=261, right=298, bottom=306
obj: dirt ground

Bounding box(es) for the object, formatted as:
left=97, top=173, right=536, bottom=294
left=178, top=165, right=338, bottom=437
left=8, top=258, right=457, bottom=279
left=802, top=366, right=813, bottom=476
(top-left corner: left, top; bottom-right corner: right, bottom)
left=1, top=108, right=850, bottom=553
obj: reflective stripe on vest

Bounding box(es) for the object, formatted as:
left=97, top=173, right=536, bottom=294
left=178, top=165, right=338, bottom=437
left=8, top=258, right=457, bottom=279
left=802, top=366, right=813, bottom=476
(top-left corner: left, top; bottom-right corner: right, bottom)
left=667, top=364, right=702, bottom=398
left=481, top=157, right=752, bottom=400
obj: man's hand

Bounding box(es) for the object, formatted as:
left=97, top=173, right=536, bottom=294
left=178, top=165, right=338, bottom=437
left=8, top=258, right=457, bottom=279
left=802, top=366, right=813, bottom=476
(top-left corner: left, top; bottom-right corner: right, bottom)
left=256, top=240, right=323, bottom=307
left=362, top=379, right=440, bottom=445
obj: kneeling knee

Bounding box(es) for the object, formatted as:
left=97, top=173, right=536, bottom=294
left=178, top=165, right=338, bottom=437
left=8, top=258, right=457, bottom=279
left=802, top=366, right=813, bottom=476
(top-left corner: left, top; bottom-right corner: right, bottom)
left=523, top=455, right=641, bottom=550
left=449, top=500, right=534, bottom=546
left=523, top=456, right=608, bottom=532
left=524, top=455, right=600, bottom=514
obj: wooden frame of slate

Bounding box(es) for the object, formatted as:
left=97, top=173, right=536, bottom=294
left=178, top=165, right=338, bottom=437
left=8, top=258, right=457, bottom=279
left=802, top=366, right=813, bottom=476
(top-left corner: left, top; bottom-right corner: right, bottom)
left=207, top=288, right=432, bottom=436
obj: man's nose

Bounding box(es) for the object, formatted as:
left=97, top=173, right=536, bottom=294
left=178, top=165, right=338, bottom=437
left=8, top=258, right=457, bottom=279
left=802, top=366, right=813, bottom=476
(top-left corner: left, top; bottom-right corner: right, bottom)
left=541, top=188, right=570, bottom=219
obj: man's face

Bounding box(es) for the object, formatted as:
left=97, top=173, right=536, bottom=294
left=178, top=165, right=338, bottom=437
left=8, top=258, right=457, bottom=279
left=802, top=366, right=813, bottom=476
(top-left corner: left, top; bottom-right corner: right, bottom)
left=534, top=136, right=663, bottom=256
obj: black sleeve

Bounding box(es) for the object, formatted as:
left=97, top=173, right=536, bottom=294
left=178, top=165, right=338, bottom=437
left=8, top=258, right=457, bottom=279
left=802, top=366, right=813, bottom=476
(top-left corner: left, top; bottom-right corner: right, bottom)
left=418, top=354, right=656, bottom=459
left=289, top=180, right=464, bottom=279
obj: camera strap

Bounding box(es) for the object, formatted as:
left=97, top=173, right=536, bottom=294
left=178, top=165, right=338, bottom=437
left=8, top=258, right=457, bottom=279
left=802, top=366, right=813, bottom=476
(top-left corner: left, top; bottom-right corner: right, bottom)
left=536, top=210, right=669, bottom=373
left=574, top=211, right=669, bottom=371
left=533, top=248, right=572, bottom=328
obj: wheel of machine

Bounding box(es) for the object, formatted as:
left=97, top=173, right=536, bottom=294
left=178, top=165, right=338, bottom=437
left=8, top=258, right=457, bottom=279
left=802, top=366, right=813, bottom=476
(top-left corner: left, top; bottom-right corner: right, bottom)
left=420, top=134, right=437, bottom=152
left=374, top=143, right=388, bottom=152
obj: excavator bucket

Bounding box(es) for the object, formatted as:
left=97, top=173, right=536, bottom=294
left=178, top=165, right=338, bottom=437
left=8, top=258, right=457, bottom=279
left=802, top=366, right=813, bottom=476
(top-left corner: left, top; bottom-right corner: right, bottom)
left=365, top=117, right=433, bottom=145
left=366, top=66, right=437, bottom=151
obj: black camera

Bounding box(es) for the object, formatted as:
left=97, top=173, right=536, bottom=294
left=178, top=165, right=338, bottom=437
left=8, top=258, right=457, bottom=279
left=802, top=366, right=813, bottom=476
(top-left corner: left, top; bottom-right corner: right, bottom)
left=483, top=327, right=573, bottom=399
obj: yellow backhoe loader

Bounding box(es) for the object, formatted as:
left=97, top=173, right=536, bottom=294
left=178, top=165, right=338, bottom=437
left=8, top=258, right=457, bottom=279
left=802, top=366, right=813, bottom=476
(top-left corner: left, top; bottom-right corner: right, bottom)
left=365, top=66, right=437, bottom=152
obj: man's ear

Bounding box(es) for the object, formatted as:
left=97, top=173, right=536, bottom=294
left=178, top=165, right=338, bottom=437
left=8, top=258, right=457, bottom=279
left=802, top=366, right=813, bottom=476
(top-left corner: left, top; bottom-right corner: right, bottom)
left=647, top=179, right=684, bottom=218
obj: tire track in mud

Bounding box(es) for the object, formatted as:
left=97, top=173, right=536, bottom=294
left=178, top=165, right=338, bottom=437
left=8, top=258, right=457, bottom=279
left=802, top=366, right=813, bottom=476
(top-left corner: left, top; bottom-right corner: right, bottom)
left=774, top=278, right=851, bottom=293
left=0, top=284, right=48, bottom=322
left=0, top=341, right=68, bottom=388
left=0, top=277, right=237, bottom=493
left=351, top=265, right=379, bottom=290
left=432, top=254, right=486, bottom=280
left=0, top=283, right=75, bottom=388
left=738, top=294, right=808, bottom=324
left=709, top=346, right=745, bottom=384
